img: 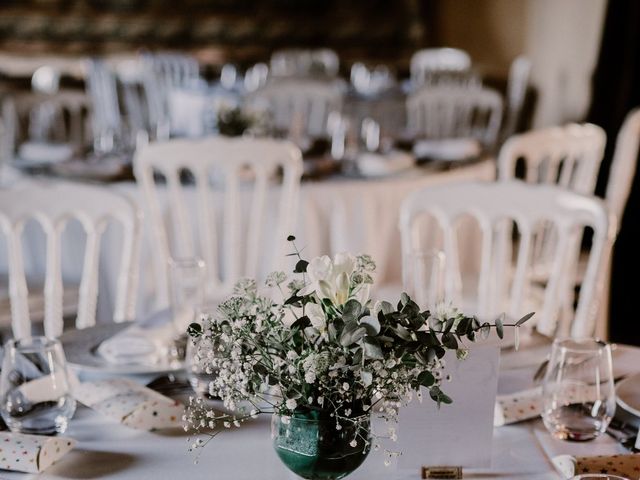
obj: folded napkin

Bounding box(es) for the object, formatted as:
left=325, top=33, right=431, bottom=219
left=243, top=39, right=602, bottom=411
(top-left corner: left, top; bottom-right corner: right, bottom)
left=97, top=309, right=175, bottom=366
left=495, top=384, right=600, bottom=427
left=494, top=386, right=543, bottom=426
left=553, top=453, right=640, bottom=479
left=74, top=378, right=184, bottom=431
left=0, top=432, right=75, bottom=473
left=413, top=138, right=481, bottom=162
left=17, top=142, right=74, bottom=165
left=356, top=150, right=414, bottom=177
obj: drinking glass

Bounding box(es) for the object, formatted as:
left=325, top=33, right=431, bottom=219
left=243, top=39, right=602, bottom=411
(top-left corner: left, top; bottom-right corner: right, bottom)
left=542, top=338, right=615, bottom=441
left=402, top=249, right=445, bottom=310
left=0, top=337, right=76, bottom=434
left=168, top=257, right=206, bottom=335
left=186, top=303, right=218, bottom=398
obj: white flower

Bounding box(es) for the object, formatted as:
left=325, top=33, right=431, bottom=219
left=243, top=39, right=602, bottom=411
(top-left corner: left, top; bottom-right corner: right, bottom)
left=343, top=382, right=350, bottom=391
left=285, top=399, right=298, bottom=410
left=306, top=303, right=326, bottom=332
left=305, top=370, right=316, bottom=384
left=333, top=252, right=356, bottom=277
left=353, top=283, right=371, bottom=306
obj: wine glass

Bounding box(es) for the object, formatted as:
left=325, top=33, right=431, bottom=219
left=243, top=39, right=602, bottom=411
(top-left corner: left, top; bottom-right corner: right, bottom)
left=402, top=249, right=445, bottom=310
left=542, top=338, right=615, bottom=441
left=0, top=337, right=76, bottom=434
left=168, top=257, right=206, bottom=335
left=186, top=303, right=219, bottom=398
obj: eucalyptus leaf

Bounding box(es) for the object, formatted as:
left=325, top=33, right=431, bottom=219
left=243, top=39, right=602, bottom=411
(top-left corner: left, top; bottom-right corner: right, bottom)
left=495, top=314, right=504, bottom=340
left=187, top=323, right=202, bottom=337
left=393, top=324, right=412, bottom=341
left=479, top=322, right=491, bottom=340
left=294, top=259, right=309, bottom=273
left=343, top=299, right=363, bottom=322
left=443, top=317, right=456, bottom=333
left=441, top=332, right=458, bottom=349
left=516, top=312, right=535, bottom=326
left=418, top=370, right=435, bottom=387
left=360, top=315, right=381, bottom=335
left=363, top=336, right=384, bottom=359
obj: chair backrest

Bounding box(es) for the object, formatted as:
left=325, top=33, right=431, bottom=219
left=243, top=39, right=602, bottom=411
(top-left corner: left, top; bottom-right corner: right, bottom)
left=605, top=108, right=640, bottom=227
left=0, top=181, right=141, bottom=339
left=134, top=136, right=303, bottom=307
left=498, top=123, right=606, bottom=194
left=410, top=48, right=472, bottom=85
left=399, top=180, right=614, bottom=338
left=270, top=48, right=340, bottom=77
left=406, top=86, right=504, bottom=149
left=501, top=56, right=532, bottom=142
left=247, top=79, right=343, bottom=138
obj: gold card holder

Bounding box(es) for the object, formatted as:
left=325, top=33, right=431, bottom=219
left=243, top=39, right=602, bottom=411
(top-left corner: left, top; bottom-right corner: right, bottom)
left=421, top=466, right=463, bottom=479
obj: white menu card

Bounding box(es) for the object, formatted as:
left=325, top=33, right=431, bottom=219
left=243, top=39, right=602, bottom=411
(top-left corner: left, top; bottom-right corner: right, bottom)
left=397, top=345, right=500, bottom=469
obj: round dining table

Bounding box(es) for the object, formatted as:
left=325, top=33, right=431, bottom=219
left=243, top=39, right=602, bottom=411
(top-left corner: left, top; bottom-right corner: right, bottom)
left=3, top=340, right=638, bottom=480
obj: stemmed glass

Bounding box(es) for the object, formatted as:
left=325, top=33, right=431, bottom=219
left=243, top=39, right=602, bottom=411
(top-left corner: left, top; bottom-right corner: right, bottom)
left=542, top=338, right=616, bottom=441
left=0, top=337, right=76, bottom=435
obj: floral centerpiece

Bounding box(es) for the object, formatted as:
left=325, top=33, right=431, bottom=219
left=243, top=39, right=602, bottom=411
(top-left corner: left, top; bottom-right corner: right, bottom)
left=185, top=237, right=532, bottom=479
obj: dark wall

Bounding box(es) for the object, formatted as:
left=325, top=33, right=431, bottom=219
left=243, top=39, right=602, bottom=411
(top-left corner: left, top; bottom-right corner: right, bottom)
left=587, top=0, right=640, bottom=345
left=0, top=0, right=437, bottom=72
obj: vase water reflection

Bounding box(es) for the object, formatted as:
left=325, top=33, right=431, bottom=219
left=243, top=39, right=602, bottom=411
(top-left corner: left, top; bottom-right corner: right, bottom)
left=272, top=410, right=371, bottom=480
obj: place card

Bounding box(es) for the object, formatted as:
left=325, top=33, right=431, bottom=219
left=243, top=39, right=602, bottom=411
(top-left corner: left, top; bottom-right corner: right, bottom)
left=0, top=432, right=75, bottom=473
left=397, top=345, right=500, bottom=470
left=74, top=378, right=185, bottom=431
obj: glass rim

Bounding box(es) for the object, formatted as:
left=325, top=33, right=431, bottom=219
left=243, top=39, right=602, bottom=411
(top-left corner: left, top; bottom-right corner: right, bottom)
left=5, top=336, right=60, bottom=353
left=552, top=337, right=610, bottom=353
left=168, top=257, right=205, bottom=268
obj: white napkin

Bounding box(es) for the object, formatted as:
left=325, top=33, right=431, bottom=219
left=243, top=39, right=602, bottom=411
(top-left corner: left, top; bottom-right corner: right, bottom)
left=495, top=384, right=602, bottom=427
left=17, top=142, right=74, bottom=165
left=356, top=150, right=414, bottom=177
left=0, top=432, right=75, bottom=473
left=97, top=310, right=175, bottom=366
left=413, top=138, right=481, bottom=161
left=553, top=453, right=640, bottom=479
left=74, top=378, right=185, bottom=431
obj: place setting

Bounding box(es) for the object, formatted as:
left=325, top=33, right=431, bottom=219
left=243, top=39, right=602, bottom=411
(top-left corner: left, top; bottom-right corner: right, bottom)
left=1, top=2, right=640, bottom=478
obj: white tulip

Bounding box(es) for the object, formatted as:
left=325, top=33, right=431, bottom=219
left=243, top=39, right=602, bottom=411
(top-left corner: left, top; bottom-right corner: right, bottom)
left=333, top=252, right=356, bottom=277
left=308, top=255, right=333, bottom=282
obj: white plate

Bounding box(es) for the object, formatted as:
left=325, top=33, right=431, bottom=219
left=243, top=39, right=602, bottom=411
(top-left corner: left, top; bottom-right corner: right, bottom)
left=60, top=321, right=184, bottom=376
left=616, top=372, right=640, bottom=419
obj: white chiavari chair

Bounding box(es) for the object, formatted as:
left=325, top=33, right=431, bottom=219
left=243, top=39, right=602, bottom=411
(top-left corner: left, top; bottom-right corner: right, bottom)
left=134, top=136, right=303, bottom=308
left=400, top=181, right=614, bottom=338
left=247, top=79, right=343, bottom=139
left=410, top=48, right=472, bottom=87
left=0, top=181, right=141, bottom=339
left=498, top=123, right=606, bottom=194
left=406, top=86, right=504, bottom=151
left=501, top=56, right=532, bottom=142
left=270, top=48, right=339, bottom=77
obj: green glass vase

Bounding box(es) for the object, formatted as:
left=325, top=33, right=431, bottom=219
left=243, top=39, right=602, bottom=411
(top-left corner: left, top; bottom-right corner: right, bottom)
left=272, top=410, right=371, bottom=480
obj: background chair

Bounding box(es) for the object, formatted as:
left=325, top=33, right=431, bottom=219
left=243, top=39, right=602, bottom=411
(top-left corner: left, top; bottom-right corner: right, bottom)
left=498, top=123, right=606, bottom=194
left=0, top=181, right=141, bottom=339
left=399, top=180, right=614, bottom=338
left=406, top=85, right=504, bottom=152
left=410, top=48, right=472, bottom=87
left=246, top=79, right=344, bottom=140
left=134, top=136, right=303, bottom=309
left=270, top=48, right=340, bottom=77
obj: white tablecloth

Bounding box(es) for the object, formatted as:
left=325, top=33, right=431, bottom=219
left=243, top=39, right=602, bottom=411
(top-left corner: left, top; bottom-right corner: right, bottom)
left=6, top=341, right=638, bottom=480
